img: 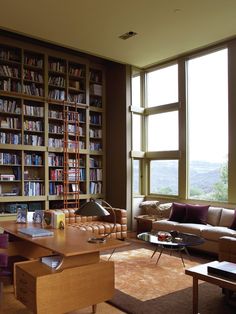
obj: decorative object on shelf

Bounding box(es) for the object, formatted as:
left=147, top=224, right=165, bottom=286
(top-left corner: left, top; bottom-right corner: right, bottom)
left=75, top=198, right=116, bottom=243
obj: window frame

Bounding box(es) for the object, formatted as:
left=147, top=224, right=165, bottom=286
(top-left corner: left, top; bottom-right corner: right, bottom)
left=131, top=41, right=236, bottom=207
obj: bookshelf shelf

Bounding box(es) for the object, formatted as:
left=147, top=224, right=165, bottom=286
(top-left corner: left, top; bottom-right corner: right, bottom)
left=0, top=35, right=105, bottom=215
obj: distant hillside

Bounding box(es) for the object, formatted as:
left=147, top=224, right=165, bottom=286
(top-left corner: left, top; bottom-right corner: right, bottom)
left=150, top=160, right=222, bottom=194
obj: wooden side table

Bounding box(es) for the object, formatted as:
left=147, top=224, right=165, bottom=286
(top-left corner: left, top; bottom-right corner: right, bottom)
left=134, top=215, right=163, bottom=234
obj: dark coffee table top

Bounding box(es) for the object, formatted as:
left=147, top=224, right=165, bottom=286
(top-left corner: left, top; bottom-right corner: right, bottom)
left=137, top=231, right=204, bottom=248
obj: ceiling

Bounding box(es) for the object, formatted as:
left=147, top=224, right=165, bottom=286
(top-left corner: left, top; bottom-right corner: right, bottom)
left=1, top=0, right=236, bottom=68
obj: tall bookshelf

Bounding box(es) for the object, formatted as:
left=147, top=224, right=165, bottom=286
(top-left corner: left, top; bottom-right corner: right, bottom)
left=0, top=36, right=105, bottom=216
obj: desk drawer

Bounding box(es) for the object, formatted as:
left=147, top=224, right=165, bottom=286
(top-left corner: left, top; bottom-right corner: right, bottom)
left=15, top=265, right=36, bottom=311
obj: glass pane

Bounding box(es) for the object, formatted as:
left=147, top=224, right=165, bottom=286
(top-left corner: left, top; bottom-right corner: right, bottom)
left=150, top=160, right=178, bottom=195
left=132, top=114, right=142, bottom=151
left=187, top=49, right=228, bottom=201
left=133, top=160, right=141, bottom=194
left=148, top=111, right=178, bottom=151
left=147, top=64, right=178, bottom=107
left=132, top=75, right=141, bottom=107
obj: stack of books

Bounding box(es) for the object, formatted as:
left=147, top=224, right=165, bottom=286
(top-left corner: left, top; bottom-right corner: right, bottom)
left=208, top=261, right=236, bottom=280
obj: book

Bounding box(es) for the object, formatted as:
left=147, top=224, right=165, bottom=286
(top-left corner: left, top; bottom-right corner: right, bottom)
left=33, top=209, right=44, bottom=224
left=207, top=261, right=236, bottom=281
left=18, top=227, right=54, bottom=238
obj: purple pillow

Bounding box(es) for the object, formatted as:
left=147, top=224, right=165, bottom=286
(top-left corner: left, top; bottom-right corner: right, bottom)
left=185, top=204, right=209, bottom=225
left=169, top=203, right=187, bottom=223
left=230, top=210, right=236, bottom=230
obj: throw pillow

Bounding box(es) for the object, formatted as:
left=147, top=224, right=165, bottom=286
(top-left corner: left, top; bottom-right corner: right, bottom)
left=169, top=202, right=187, bottom=222
left=230, top=209, right=236, bottom=230
left=185, top=204, right=209, bottom=224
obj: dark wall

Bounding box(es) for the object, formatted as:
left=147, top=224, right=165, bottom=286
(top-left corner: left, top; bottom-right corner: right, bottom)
left=105, top=62, right=127, bottom=209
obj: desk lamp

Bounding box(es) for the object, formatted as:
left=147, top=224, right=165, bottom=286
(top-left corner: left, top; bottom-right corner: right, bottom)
left=75, top=198, right=116, bottom=243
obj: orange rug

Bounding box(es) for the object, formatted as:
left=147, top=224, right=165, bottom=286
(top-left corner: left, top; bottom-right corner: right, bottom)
left=103, top=239, right=236, bottom=314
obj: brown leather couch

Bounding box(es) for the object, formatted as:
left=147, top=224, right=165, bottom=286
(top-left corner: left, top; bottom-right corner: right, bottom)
left=57, top=208, right=128, bottom=240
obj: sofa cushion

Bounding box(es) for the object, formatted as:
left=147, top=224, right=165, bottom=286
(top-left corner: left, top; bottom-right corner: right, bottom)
left=169, top=203, right=186, bottom=222
left=185, top=204, right=209, bottom=224
left=175, top=223, right=210, bottom=237
left=207, top=207, right=223, bottom=226
left=219, top=208, right=235, bottom=227
left=230, top=209, right=236, bottom=230
left=152, top=219, right=179, bottom=232
left=201, top=226, right=236, bottom=241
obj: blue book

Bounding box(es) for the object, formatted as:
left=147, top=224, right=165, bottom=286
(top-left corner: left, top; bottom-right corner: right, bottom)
left=18, top=227, right=54, bottom=238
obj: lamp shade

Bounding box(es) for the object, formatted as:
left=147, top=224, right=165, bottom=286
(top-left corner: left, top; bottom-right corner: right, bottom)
left=75, top=199, right=110, bottom=217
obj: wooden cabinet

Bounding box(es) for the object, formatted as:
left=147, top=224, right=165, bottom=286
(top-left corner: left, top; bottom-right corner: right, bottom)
left=15, top=259, right=114, bottom=314
left=0, top=35, right=105, bottom=215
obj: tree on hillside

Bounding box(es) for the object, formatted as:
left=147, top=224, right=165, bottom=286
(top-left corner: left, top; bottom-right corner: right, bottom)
left=212, top=163, right=228, bottom=201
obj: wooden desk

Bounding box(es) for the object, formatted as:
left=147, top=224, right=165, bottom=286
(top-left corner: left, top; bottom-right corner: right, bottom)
left=0, top=221, right=128, bottom=314
left=185, top=261, right=236, bottom=314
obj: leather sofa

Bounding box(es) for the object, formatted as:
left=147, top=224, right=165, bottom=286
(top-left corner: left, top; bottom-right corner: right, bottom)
left=151, top=205, right=236, bottom=255
left=57, top=207, right=128, bottom=240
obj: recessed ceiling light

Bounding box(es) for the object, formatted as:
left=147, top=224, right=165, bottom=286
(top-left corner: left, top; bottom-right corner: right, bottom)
left=119, top=31, right=137, bottom=40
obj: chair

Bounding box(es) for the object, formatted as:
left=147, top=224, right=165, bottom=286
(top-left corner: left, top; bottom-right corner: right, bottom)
left=0, top=233, right=11, bottom=302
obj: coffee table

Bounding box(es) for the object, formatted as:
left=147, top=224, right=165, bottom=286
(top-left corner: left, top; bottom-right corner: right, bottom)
left=185, top=261, right=236, bottom=314
left=137, top=231, right=204, bottom=267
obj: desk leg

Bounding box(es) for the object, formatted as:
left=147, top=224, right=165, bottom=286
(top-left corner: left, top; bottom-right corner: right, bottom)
left=92, top=304, right=97, bottom=313
left=192, top=277, right=199, bottom=314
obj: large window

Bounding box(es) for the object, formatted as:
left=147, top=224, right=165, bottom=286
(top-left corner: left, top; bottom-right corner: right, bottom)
left=148, top=111, right=179, bottom=151
left=131, top=45, right=232, bottom=204
left=187, top=49, right=228, bottom=201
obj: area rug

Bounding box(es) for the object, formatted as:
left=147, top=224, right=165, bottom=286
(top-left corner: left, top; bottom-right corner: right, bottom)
left=103, top=239, right=236, bottom=314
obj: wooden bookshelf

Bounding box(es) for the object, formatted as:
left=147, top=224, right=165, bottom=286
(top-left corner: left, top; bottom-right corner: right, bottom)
left=0, top=35, right=105, bottom=216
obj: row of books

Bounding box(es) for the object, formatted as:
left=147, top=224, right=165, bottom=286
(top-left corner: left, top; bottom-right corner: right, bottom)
left=24, top=153, right=43, bottom=166
left=89, top=128, right=102, bottom=138
left=90, top=181, right=102, bottom=194
left=48, top=75, right=65, bottom=87
left=48, top=110, right=63, bottom=119
left=23, top=104, right=44, bottom=117
left=90, top=96, right=102, bottom=108
left=0, top=98, right=21, bottom=114
left=48, top=153, right=63, bottom=167
left=0, top=132, right=21, bottom=144
left=24, top=70, right=43, bottom=83
left=48, top=89, right=65, bottom=100
left=67, top=93, right=85, bottom=104
left=89, top=169, right=102, bottom=181
left=24, top=134, right=43, bottom=146
left=0, top=79, right=21, bottom=93
left=24, top=182, right=44, bottom=196
left=90, top=84, right=102, bottom=96
left=48, top=61, right=66, bottom=73
left=49, top=123, right=63, bottom=134
left=23, top=83, right=44, bottom=97
left=49, top=182, right=63, bottom=195
left=50, top=169, right=63, bottom=181
left=0, top=152, right=20, bottom=165
left=0, top=49, right=20, bottom=62
left=90, top=113, right=102, bottom=125
left=0, top=117, right=20, bottom=129
left=24, top=56, right=43, bottom=68
left=24, top=120, right=43, bottom=132
left=90, top=142, right=102, bottom=151
left=69, top=67, right=85, bottom=77
left=89, top=157, right=102, bottom=168
left=0, top=65, right=20, bottom=78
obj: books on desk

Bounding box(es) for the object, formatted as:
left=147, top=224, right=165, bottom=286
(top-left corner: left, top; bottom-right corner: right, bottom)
left=18, top=227, right=54, bottom=238
left=208, top=261, right=236, bottom=281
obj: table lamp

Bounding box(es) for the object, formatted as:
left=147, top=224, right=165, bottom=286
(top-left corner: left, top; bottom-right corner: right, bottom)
left=75, top=198, right=116, bottom=243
